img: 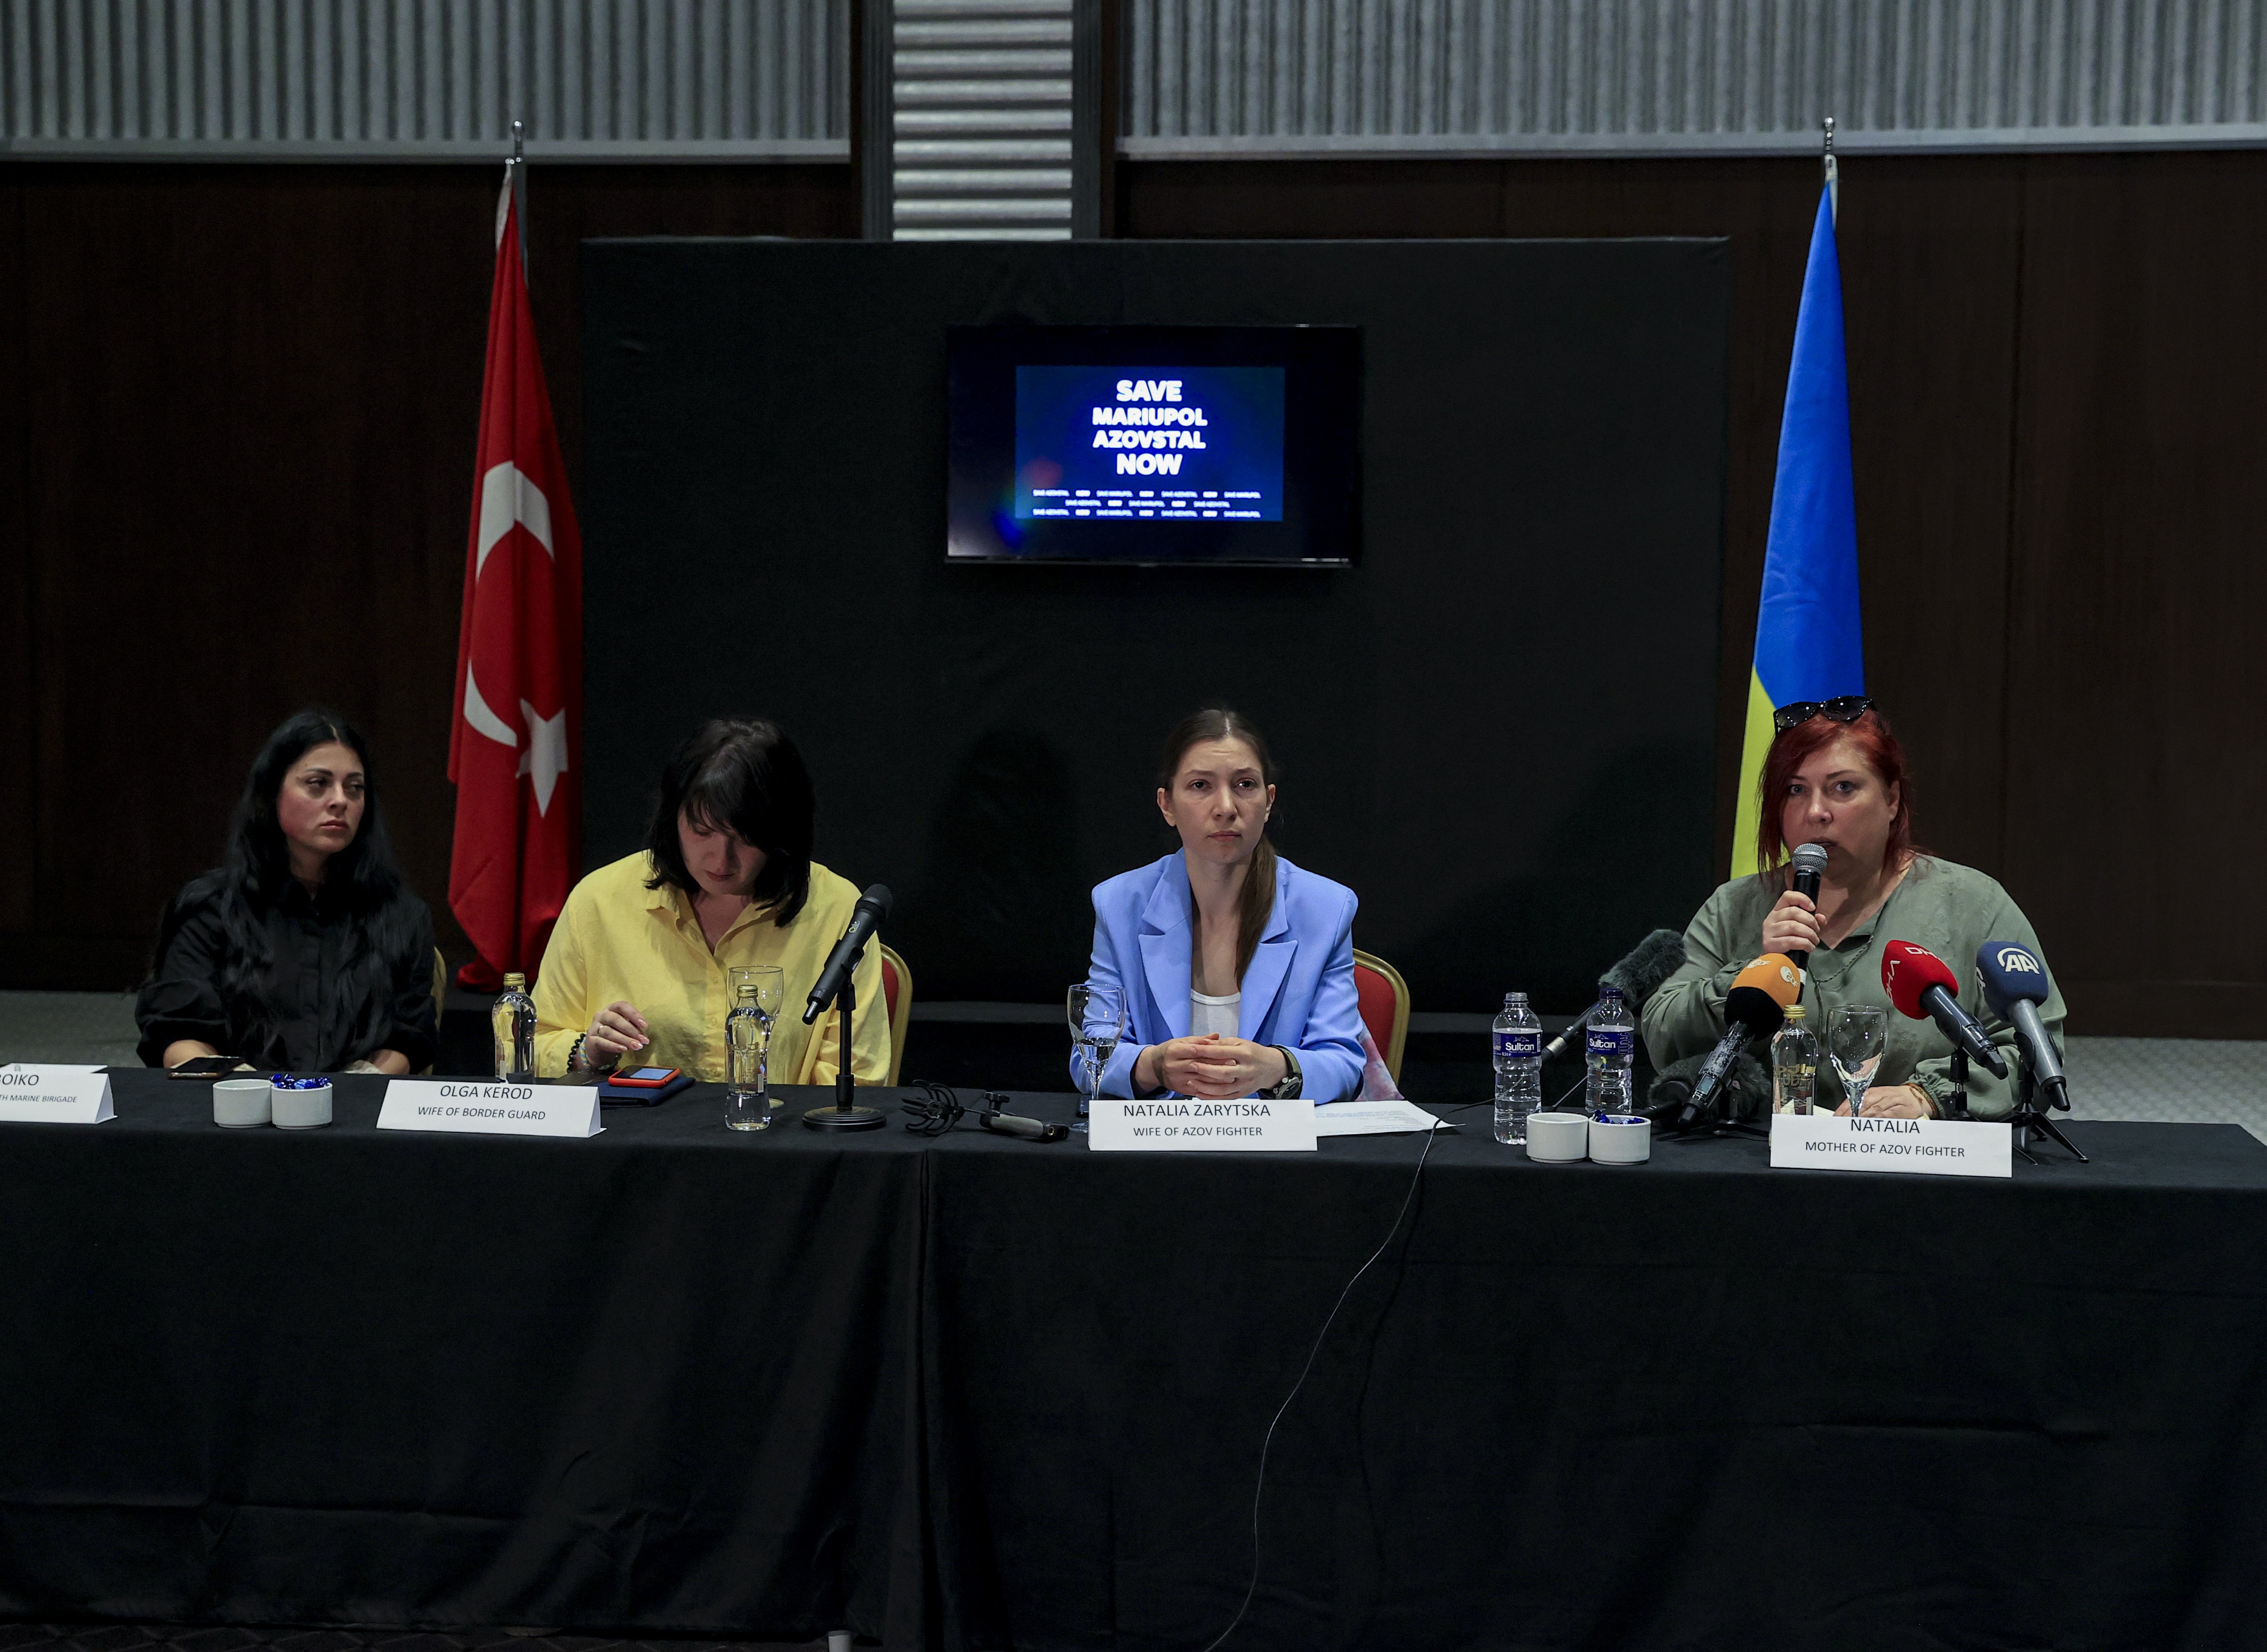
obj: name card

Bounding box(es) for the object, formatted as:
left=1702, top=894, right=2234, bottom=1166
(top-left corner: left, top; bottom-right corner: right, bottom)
left=1769, top=1113, right=2011, bottom=1179
left=0, top=1065, right=115, bottom=1124
left=377, top=1079, right=602, bottom=1139
left=1088, top=1096, right=1317, bottom=1152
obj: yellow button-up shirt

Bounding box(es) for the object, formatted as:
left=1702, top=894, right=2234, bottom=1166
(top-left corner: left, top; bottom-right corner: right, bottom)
left=531, top=851, right=889, bottom=1086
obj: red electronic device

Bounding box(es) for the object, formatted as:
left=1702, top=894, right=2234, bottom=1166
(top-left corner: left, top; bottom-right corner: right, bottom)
left=608, top=1066, right=683, bottom=1088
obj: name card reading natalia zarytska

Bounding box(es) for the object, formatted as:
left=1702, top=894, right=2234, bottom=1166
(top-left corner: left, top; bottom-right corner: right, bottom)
left=376, top=1079, right=602, bottom=1139
left=1087, top=1096, right=1318, bottom=1152
left=1769, top=1113, right=2011, bottom=1179
left=0, top=1065, right=115, bottom=1124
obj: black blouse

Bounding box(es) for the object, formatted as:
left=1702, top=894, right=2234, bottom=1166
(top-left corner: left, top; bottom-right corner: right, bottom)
left=135, top=880, right=438, bottom=1072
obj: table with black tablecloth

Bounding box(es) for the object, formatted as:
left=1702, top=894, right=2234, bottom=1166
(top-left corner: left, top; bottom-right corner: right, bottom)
left=4, top=1073, right=2266, bottom=1652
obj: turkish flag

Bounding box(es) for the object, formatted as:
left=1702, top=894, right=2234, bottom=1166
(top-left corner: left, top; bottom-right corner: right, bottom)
left=448, top=170, right=582, bottom=989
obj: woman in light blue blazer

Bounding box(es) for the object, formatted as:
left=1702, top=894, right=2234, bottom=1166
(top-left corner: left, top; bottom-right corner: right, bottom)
left=1075, top=707, right=1366, bottom=1101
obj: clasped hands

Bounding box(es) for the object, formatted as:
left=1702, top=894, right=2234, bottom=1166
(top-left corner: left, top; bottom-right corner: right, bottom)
left=1133, top=1035, right=1287, bottom=1100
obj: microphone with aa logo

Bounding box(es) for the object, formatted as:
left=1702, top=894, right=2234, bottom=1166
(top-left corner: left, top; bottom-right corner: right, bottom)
left=1881, top=940, right=2008, bottom=1079
left=1977, top=940, right=2069, bottom=1111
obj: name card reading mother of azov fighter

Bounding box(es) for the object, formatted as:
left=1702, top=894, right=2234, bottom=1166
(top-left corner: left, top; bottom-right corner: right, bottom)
left=1087, top=1096, right=1317, bottom=1152
left=377, top=1079, right=602, bottom=1139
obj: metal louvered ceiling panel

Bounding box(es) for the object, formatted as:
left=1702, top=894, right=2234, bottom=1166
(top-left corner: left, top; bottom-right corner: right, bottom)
left=1122, top=0, right=2267, bottom=156
left=893, top=0, right=1074, bottom=238
left=2, top=0, right=848, bottom=158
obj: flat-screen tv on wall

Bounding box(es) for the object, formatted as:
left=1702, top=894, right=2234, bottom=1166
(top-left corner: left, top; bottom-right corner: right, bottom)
left=946, top=324, right=1361, bottom=565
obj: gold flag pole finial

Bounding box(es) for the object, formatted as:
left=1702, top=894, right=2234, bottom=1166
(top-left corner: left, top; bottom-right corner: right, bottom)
left=1822, top=116, right=1838, bottom=225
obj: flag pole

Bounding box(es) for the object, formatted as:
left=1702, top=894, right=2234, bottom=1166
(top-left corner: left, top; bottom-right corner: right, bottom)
left=1822, top=115, right=1837, bottom=226
left=510, top=119, right=529, bottom=277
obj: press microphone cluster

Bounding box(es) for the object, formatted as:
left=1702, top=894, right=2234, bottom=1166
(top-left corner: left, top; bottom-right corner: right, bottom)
left=805, top=884, right=893, bottom=1024
left=1978, top=940, right=2068, bottom=1110
left=1880, top=940, right=2007, bottom=1078
left=1542, top=929, right=1689, bottom=1060
left=1670, top=953, right=1803, bottom=1131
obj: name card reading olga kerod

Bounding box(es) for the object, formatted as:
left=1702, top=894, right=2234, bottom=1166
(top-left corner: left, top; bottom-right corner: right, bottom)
left=377, top=1079, right=603, bottom=1139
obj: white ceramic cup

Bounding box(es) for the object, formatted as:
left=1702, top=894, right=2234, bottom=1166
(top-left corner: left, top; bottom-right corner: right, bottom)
left=1589, top=1112, right=1652, bottom=1164
left=1526, top=1109, right=1591, bottom=1163
left=272, top=1080, right=334, bottom=1130
left=213, top=1078, right=272, bottom=1129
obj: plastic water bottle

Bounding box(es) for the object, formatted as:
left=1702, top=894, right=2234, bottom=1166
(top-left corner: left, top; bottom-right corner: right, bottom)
left=492, top=971, right=536, bottom=1082
left=1584, top=986, right=1635, bottom=1117
left=726, top=982, right=772, bottom=1130
left=1491, top=992, right=1542, bottom=1144
left=1771, top=1001, right=1818, bottom=1114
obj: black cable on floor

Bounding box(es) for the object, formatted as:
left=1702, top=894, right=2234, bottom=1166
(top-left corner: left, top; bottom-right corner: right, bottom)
left=1199, top=1101, right=1483, bottom=1652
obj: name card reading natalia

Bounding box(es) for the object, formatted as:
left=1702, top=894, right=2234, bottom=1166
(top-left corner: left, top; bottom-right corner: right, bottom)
left=0, top=1065, right=115, bottom=1125
left=1088, top=1096, right=1317, bottom=1152
left=377, top=1079, right=602, bottom=1139
left=1769, top=1113, right=2011, bottom=1179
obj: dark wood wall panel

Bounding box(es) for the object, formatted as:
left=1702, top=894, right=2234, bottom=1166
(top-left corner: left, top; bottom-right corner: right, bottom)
left=0, top=174, right=31, bottom=938
left=2005, top=152, right=2267, bottom=1036
left=1121, top=151, right=2259, bottom=1036
left=0, top=162, right=855, bottom=990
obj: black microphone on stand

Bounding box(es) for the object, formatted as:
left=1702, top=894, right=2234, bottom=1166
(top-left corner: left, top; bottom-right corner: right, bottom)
left=801, top=884, right=893, bottom=1133
left=1541, top=929, right=1689, bottom=1060
left=805, top=885, right=892, bottom=1024
left=1785, top=842, right=1830, bottom=975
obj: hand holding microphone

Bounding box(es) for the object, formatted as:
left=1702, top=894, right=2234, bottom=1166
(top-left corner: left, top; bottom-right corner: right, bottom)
left=1761, top=843, right=1831, bottom=965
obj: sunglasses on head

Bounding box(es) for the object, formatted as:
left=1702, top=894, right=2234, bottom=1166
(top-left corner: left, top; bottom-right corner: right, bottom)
left=1773, top=696, right=1876, bottom=733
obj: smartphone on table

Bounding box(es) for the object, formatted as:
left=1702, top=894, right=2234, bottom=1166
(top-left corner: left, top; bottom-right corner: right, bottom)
left=169, top=1055, right=251, bottom=1080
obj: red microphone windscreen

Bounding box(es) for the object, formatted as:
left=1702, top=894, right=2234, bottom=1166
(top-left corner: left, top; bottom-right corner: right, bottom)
left=1881, top=940, right=1959, bottom=1020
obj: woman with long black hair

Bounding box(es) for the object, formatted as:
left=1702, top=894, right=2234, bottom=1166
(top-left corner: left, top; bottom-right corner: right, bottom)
left=136, top=708, right=438, bottom=1074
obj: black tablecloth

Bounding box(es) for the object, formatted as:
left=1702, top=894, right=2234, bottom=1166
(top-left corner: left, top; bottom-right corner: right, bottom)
left=5, top=1074, right=2267, bottom=1652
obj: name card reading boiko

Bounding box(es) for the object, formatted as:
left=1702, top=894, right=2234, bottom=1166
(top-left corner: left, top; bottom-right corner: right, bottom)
left=1088, top=1096, right=1317, bottom=1152
left=377, top=1080, right=602, bottom=1139
left=0, top=1066, right=116, bottom=1125
left=1769, top=1113, right=2011, bottom=1179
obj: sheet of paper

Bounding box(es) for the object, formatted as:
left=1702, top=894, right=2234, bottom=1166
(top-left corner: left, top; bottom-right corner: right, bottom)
left=1312, top=1098, right=1452, bottom=1136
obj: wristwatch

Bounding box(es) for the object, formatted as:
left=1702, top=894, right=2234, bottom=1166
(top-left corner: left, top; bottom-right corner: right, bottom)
left=1265, top=1046, right=1303, bottom=1100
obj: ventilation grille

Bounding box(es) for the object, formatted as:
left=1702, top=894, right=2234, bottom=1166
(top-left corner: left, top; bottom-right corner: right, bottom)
left=892, top=0, right=1073, bottom=239
left=1122, top=0, right=2267, bottom=156
left=2, top=0, right=849, bottom=158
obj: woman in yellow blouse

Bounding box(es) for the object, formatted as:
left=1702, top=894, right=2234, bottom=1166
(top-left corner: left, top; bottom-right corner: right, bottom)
left=532, top=717, right=888, bottom=1085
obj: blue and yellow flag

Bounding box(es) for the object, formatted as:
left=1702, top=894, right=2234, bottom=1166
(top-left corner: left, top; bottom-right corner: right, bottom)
left=1730, top=185, right=1864, bottom=877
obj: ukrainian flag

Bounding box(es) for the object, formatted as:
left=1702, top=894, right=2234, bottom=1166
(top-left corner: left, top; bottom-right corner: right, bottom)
left=1730, top=184, right=1865, bottom=878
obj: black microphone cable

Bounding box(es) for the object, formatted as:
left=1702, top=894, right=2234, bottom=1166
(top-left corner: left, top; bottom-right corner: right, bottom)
left=1198, top=1099, right=1484, bottom=1652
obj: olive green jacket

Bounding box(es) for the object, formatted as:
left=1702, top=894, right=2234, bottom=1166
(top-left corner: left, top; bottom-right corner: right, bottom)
left=1640, top=857, right=2065, bottom=1120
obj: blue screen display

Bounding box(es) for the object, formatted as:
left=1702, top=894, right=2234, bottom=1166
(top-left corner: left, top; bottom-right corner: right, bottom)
left=1013, top=365, right=1286, bottom=523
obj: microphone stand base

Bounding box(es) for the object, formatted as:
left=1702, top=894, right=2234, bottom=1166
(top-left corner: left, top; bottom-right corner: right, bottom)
left=2003, top=1105, right=2087, bottom=1164
left=802, top=1104, right=888, bottom=1132
left=1663, top=1119, right=1768, bottom=1143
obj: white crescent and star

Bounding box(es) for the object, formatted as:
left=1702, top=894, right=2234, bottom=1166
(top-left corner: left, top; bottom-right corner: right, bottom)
left=462, top=459, right=568, bottom=816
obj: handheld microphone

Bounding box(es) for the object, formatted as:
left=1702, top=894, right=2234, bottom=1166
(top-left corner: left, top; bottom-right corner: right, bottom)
left=1672, top=953, right=1803, bottom=1131
left=1976, top=940, right=2069, bottom=1111
left=803, top=884, right=893, bottom=1024
left=1785, top=843, right=1830, bottom=974
left=1880, top=940, right=2008, bottom=1079
left=1542, top=929, right=1689, bottom=1060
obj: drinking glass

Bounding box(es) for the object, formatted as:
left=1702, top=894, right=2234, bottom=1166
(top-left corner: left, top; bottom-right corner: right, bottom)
left=1830, top=1005, right=1887, bottom=1117
left=725, top=964, right=787, bottom=1130
left=1067, top=982, right=1126, bottom=1128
